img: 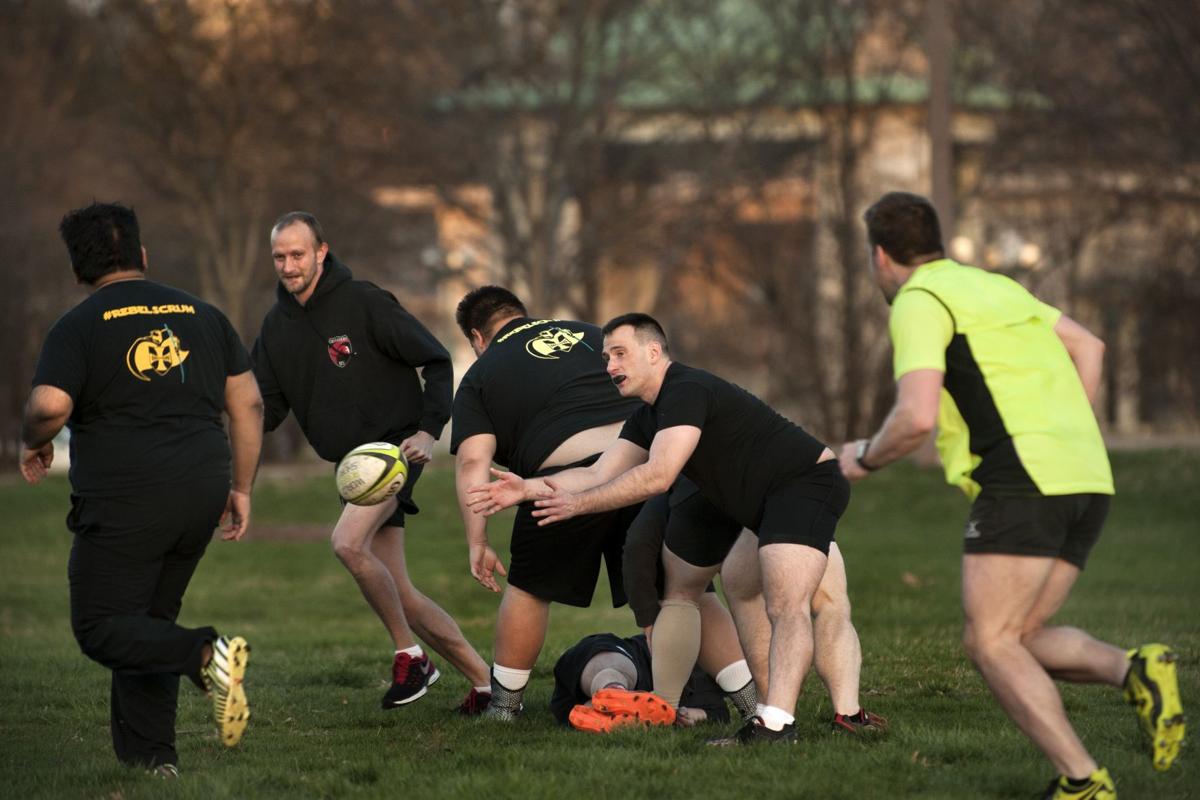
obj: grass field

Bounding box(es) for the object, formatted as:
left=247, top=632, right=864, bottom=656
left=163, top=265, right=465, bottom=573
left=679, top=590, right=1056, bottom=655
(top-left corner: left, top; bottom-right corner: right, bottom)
left=1, top=450, right=1197, bottom=799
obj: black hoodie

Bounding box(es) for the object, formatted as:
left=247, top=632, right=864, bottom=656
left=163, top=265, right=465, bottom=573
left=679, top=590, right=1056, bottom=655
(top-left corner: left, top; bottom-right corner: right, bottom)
left=252, top=254, right=452, bottom=463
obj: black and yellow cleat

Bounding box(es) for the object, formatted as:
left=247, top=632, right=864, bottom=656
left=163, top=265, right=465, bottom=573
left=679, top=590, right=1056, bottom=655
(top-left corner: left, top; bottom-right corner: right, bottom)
left=202, top=635, right=251, bottom=747
left=1124, top=643, right=1185, bottom=771
left=1039, top=767, right=1116, bottom=800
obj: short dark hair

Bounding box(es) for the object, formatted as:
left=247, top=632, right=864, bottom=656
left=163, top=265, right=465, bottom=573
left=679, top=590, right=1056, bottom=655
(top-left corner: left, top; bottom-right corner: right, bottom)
left=455, top=285, right=527, bottom=340
left=58, top=202, right=144, bottom=284
left=863, top=192, right=944, bottom=267
left=271, top=211, right=325, bottom=246
left=601, top=312, right=670, bottom=354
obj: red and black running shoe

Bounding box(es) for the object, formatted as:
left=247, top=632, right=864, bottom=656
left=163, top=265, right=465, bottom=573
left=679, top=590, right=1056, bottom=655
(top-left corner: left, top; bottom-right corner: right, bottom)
left=457, top=687, right=492, bottom=715
left=832, top=709, right=889, bottom=736
left=381, top=652, right=440, bottom=709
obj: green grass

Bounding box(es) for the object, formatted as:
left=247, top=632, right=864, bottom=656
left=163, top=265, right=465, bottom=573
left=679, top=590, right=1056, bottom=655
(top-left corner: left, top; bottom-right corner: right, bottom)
left=1, top=451, right=1197, bottom=799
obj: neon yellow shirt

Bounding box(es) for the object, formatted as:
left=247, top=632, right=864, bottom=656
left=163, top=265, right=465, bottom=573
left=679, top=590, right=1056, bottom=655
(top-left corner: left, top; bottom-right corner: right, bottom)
left=890, top=259, right=1114, bottom=499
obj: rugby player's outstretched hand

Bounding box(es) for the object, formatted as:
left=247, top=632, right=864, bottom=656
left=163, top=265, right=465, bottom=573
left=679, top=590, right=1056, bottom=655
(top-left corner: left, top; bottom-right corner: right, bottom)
left=467, top=468, right=532, bottom=515
left=532, top=479, right=582, bottom=526
left=220, top=489, right=251, bottom=541
left=469, top=542, right=508, bottom=592
left=19, top=443, right=54, bottom=485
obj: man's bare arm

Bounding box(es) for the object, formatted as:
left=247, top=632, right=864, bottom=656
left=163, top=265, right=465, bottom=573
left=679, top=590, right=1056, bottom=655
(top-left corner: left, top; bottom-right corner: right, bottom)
left=1054, top=314, right=1105, bottom=404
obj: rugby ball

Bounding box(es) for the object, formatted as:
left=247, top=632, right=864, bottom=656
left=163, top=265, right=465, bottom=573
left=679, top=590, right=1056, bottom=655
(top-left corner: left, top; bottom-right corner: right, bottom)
left=335, top=442, right=408, bottom=506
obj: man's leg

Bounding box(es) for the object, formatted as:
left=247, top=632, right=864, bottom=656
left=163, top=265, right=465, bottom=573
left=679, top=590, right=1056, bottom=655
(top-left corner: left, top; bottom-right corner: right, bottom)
left=1019, top=559, right=1128, bottom=685
left=696, top=591, right=757, bottom=719
left=757, top=542, right=828, bottom=720
left=110, top=672, right=180, bottom=769
left=811, top=542, right=863, bottom=716
left=371, top=525, right=490, bottom=687
left=655, top=546, right=720, bottom=707
left=721, top=531, right=770, bottom=696
left=484, top=584, right=550, bottom=719
left=962, top=553, right=1098, bottom=779
left=68, top=487, right=225, bottom=767
left=330, top=499, right=416, bottom=649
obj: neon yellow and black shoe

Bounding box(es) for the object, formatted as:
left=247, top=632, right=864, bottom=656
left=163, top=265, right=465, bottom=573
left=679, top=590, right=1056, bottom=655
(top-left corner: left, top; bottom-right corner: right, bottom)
left=1124, top=643, right=1185, bottom=771
left=202, top=635, right=251, bottom=747
left=1039, top=767, right=1116, bottom=800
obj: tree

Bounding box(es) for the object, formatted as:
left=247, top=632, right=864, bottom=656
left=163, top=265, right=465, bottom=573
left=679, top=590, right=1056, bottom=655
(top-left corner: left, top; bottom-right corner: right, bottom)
left=0, top=0, right=103, bottom=463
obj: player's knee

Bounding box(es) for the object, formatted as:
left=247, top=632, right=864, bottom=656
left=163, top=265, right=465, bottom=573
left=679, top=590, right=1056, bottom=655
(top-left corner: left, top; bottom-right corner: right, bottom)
left=331, top=537, right=369, bottom=569
left=811, top=585, right=851, bottom=619
left=72, top=617, right=112, bottom=665
left=961, top=624, right=1006, bottom=664
left=764, top=591, right=811, bottom=623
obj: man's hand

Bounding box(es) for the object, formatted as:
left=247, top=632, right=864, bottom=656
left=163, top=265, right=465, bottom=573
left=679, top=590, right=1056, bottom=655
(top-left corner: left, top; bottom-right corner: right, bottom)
left=469, top=541, right=508, bottom=593
left=531, top=478, right=583, bottom=526
left=467, top=468, right=536, bottom=515
left=400, top=431, right=436, bottom=465
left=837, top=441, right=871, bottom=483
left=220, top=489, right=251, bottom=541
left=19, top=443, right=54, bottom=485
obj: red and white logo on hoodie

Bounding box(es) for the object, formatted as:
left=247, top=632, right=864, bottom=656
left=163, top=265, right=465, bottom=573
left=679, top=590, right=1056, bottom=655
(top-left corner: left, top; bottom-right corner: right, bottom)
left=327, top=335, right=353, bottom=368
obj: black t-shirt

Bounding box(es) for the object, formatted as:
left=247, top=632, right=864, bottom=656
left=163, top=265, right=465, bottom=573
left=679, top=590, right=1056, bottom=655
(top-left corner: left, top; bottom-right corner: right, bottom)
left=31, top=279, right=252, bottom=496
left=619, top=362, right=826, bottom=530
left=451, top=318, right=642, bottom=476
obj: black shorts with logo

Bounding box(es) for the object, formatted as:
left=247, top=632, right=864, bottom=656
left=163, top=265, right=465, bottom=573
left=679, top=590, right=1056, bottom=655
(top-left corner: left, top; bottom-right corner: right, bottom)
left=963, top=492, right=1110, bottom=568
left=508, top=455, right=641, bottom=608
left=667, top=460, right=850, bottom=568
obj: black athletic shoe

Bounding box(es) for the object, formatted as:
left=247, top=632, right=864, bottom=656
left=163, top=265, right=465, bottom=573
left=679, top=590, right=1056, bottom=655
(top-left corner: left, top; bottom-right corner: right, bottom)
left=706, top=716, right=797, bottom=746
left=381, top=652, right=440, bottom=709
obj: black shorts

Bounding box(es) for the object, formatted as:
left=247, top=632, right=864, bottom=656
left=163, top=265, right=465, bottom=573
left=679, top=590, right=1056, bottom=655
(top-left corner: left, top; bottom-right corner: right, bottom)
left=507, top=456, right=640, bottom=608
left=662, top=479, right=742, bottom=569
left=963, top=492, right=1110, bottom=568
left=336, top=461, right=423, bottom=528
left=667, top=460, right=850, bottom=568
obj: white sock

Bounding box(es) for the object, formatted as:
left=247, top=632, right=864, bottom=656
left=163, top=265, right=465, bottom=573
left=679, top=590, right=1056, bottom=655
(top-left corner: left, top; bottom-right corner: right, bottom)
left=714, top=660, right=753, bottom=693
left=492, top=664, right=531, bottom=691
left=759, top=705, right=795, bottom=731
left=474, top=684, right=492, bottom=694
left=397, top=645, right=423, bottom=658
left=755, top=702, right=767, bottom=718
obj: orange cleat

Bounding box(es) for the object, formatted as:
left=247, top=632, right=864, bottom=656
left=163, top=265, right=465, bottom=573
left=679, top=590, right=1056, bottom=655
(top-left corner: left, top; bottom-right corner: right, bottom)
left=591, top=688, right=677, bottom=726
left=568, top=704, right=636, bottom=734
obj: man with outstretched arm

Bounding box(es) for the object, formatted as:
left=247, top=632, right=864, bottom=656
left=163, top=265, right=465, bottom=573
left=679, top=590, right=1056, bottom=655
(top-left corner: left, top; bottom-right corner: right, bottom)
left=451, top=286, right=644, bottom=719
left=469, top=313, right=859, bottom=744
left=837, top=191, right=1184, bottom=799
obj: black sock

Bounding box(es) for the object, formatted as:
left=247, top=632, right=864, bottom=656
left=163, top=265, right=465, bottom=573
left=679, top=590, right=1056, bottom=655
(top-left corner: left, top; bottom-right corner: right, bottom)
left=1063, top=775, right=1093, bottom=789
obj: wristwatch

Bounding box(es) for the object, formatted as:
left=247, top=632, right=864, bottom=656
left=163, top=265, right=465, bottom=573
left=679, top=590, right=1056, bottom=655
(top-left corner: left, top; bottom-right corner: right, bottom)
left=855, top=439, right=878, bottom=471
